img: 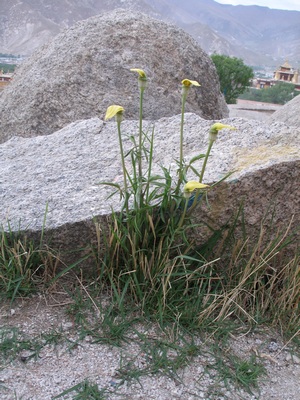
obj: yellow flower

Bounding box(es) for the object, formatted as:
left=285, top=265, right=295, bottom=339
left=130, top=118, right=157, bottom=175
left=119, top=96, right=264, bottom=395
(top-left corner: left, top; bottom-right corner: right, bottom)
left=184, top=181, right=209, bottom=193
left=209, top=123, right=236, bottom=134
left=130, top=68, right=147, bottom=78
left=181, top=79, right=201, bottom=87
left=104, top=105, right=124, bottom=121
left=209, top=123, right=236, bottom=142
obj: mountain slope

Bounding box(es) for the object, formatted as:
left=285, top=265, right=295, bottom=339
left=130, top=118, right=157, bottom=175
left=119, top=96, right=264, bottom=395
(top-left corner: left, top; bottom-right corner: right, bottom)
left=0, top=0, right=299, bottom=66
left=144, top=0, right=300, bottom=65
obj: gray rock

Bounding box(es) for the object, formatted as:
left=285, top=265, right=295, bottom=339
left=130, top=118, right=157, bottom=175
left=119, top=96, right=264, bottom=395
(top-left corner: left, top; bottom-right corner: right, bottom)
left=286, top=353, right=300, bottom=364
left=0, top=10, right=228, bottom=143
left=269, top=94, right=300, bottom=126
left=0, top=113, right=299, bottom=260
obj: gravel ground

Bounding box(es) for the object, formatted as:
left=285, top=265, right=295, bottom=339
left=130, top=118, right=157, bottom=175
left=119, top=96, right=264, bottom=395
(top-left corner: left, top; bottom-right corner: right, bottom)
left=0, top=294, right=299, bottom=400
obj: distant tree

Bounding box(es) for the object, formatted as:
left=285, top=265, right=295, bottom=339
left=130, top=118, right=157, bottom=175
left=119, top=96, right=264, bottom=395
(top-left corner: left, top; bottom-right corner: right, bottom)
left=239, top=82, right=300, bottom=104
left=0, top=63, right=16, bottom=73
left=211, top=54, right=254, bottom=104
left=261, top=82, right=299, bottom=104
left=238, top=88, right=263, bottom=102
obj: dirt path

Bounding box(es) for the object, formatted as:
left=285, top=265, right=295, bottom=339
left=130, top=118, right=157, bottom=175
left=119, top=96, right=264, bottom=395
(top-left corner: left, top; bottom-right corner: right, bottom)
left=228, top=100, right=282, bottom=121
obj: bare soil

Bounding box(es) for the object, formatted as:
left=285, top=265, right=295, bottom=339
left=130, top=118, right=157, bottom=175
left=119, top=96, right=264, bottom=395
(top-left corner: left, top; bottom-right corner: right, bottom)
left=228, top=99, right=282, bottom=121
left=0, top=293, right=299, bottom=400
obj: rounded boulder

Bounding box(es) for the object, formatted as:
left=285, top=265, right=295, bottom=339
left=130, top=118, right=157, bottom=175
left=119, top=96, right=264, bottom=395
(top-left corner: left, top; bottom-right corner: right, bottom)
left=0, top=10, right=228, bottom=142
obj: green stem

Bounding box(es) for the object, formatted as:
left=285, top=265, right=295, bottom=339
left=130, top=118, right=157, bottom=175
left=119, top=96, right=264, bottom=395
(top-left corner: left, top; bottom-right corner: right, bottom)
left=146, top=126, right=155, bottom=202
left=138, top=87, right=144, bottom=181
left=186, top=189, right=202, bottom=216
left=199, top=140, right=214, bottom=183
left=117, top=121, right=127, bottom=193
left=175, top=91, right=187, bottom=195
left=137, top=86, right=145, bottom=207
left=177, top=197, right=189, bottom=229
left=187, top=140, right=214, bottom=215
left=180, top=92, right=187, bottom=172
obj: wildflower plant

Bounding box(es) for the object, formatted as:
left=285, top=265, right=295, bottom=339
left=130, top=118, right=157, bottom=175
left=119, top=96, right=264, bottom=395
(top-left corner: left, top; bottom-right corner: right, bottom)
left=99, top=68, right=236, bottom=319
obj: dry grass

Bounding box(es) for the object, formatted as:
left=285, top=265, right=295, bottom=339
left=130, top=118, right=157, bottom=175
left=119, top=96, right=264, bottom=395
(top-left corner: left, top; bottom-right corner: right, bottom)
left=198, top=221, right=299, bottom=333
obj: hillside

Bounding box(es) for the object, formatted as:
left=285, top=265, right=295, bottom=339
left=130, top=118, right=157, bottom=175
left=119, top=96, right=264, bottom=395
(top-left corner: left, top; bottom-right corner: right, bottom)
left=0, top=0, right=299, bottom=66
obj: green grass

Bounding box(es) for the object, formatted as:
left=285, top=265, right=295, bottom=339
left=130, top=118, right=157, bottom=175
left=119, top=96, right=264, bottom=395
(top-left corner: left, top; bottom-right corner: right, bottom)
left=75, top=214, right=297, bottom=396
left=53, top=379, right=107, bottom=399
left=0, top=228, right=60, bottom=301
left=88, top=210, right=300, bottom=339
left=0, top=326, right=66, bottom=364
left=206, top=350, right=266, bottom=395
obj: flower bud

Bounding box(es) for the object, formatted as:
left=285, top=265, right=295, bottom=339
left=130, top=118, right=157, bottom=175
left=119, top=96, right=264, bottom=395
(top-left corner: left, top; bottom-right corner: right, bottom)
left=209, top=123, right=236, bottom=142
left=104, top=105, right=124, bottom=122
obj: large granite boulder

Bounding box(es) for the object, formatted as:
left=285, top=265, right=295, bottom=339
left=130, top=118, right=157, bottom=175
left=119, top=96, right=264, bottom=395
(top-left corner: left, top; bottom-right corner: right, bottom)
left=269, top=93, right=300, bottom=126
left=0, top=10, right=228, bottom=143
left=0, top=114, right=299, bottom=260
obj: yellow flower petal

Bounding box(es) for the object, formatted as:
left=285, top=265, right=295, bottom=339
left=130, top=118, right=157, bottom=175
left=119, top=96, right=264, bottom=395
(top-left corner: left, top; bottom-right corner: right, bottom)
left=104, top=105, right=124, bottom=121
left=130, top=68, right=147, bottom=78
left=209, top=123, right=236, bottom=134
left=184, top=181, right=209, bottom=193
left=181, top=79, right=201, bottom=87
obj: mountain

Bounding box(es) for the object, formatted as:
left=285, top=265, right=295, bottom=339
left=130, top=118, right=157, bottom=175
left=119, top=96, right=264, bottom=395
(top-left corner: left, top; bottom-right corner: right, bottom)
left=147, top=0, right=300, bottom=66
left=1, top=0, right=299, bottom=67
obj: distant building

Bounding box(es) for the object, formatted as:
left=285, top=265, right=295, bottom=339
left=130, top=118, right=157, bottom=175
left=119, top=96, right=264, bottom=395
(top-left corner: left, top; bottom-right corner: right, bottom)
left=254, top=61, right=300, bottom=91
left=0, top=69, right=13, bottom=90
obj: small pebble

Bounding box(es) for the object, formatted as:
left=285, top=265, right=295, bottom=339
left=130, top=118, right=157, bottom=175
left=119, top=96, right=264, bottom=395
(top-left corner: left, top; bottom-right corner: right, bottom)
left=268, top=340, right=279, bottom=352
left=286, top=353, right=300, bottom=364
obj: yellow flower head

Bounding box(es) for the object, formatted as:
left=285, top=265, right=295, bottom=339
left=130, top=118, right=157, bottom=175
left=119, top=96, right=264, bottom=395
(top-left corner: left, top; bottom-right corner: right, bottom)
left=209, top=123, right=236, bottom=134
left=184, top=181, right=210, bottom=193
left=209, top=123, right=236, bottom=142
left=130, top=68, right=147, bottom=79
left=181, top=79, right=201, bottom=87
left=104, top=105, right=124, bottom=121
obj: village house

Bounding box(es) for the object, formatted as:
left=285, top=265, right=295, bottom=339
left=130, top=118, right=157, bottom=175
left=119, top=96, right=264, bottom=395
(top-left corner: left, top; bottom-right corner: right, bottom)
left=254, top=61, right=300, bottom=91
left=0, top=69, right=13, bottom=90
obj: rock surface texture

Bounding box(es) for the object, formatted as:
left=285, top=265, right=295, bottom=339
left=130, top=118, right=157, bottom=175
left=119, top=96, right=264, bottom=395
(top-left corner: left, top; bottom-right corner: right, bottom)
left=0, top=10, right=228, bottom=143
left=0, top=114, right=299, bottom=257
left=269, top=93, right=300, bottom=126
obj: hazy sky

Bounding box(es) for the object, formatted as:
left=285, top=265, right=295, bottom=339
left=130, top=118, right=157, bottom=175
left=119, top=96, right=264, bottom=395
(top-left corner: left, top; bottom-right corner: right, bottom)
left=215, top=0, right=300, bottom=12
